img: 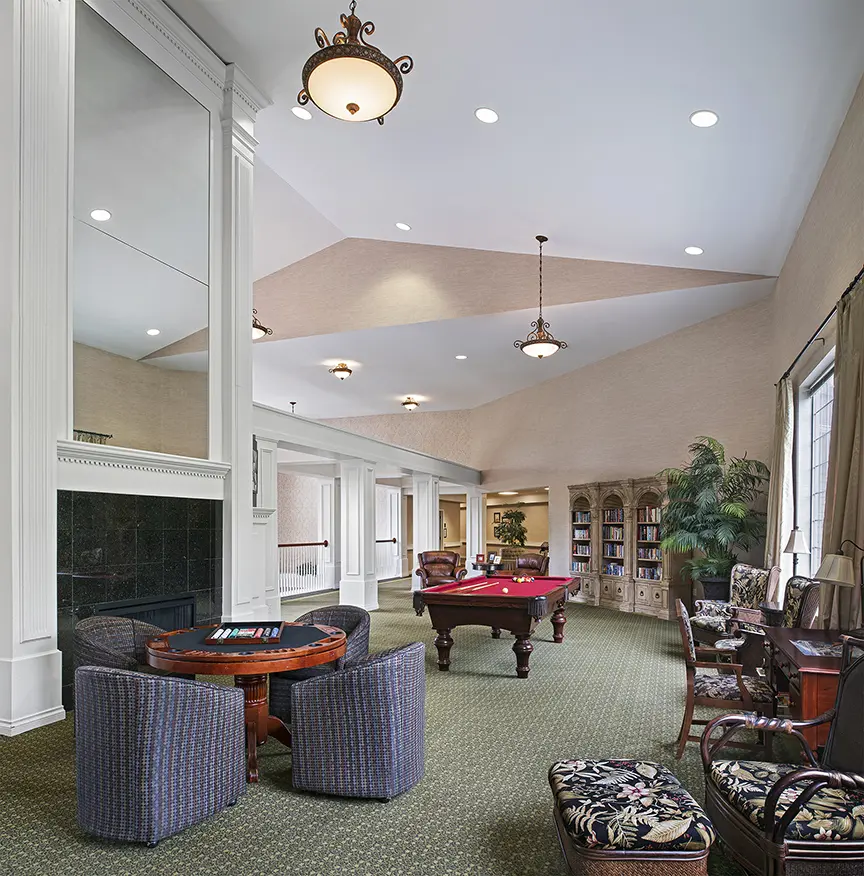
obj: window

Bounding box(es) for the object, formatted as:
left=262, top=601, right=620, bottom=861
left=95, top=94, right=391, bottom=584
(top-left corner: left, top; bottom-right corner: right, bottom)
left=807, top=370, right=834, bottom=572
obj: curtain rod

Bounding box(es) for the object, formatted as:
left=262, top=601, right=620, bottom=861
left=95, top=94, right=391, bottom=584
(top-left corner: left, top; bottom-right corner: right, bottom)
left=779, top=262, right=864, bottom=382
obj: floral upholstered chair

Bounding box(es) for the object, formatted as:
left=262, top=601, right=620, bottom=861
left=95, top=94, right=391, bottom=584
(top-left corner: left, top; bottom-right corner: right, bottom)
left=690, top=563, right=780, bottom=645
left=675, top=600, right=775, bottom=759
left=701, top=634, right=864, bottom=874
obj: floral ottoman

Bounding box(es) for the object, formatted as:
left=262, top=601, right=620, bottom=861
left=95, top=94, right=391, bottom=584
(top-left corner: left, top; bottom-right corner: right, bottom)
left=548, top=759, right=715, bottom=875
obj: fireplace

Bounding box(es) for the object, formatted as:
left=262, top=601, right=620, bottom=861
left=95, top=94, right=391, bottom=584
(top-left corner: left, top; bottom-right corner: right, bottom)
left=92, top=592, right=196, bottom=631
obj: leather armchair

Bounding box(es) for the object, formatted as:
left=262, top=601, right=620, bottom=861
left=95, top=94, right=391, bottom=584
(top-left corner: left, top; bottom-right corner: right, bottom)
left=415, top=551, right=467, bottom=589
left=515, top=553, right=549, bottom=576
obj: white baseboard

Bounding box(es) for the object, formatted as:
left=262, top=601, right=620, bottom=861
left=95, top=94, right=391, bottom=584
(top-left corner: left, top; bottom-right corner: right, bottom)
left=0, top=705, right=66, bottom=737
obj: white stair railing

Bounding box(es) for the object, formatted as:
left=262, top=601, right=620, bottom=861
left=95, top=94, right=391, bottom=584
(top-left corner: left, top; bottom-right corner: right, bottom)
left=278, top=540, right=330, bottom=597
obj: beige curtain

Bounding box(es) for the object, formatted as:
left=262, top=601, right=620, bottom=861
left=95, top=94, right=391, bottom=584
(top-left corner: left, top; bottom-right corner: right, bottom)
left=821, top=278, right=864, bottom=630
left=764, top=377, right=794, bottom=601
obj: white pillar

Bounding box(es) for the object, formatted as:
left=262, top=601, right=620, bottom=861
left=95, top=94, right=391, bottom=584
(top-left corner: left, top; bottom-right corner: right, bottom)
left=0, top=0, right=72, bottom=735
left=465, top=487, right=487, bottom=570
left=220, top=66, right=266, bottom=622
left=340, top=461, right=377, bottom=610
left=318, top=478, right=340, bottom=591
left=254, top=437, right=279, bottom=618
left=412, top=474, right=440, bottom=591
left=400, top=490, right=411, bottom=578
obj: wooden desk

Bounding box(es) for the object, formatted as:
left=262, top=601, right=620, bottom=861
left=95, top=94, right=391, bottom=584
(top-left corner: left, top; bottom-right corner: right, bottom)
left=765, top=627, right=842, bottom=748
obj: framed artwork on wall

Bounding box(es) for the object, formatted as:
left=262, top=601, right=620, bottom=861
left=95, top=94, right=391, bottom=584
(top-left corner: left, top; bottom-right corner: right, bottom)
left=493, top=512, right=501, bottom=524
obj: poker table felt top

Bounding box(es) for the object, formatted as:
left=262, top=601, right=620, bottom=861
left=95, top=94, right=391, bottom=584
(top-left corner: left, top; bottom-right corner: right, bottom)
left=161, top=623, right=337, bottom=655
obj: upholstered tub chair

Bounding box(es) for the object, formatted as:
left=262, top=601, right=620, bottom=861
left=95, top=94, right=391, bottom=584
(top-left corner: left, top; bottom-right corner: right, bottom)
left=74, top=615, right=166, bottom=672
left=675, top=600, right=775, bottom=759
left=290, top=643, right=426, bottom=801
left=690, top=564, right=780, bottom=645
left=701, top=634, right=864, bottom=875
left=415, top=551, right=467, bottom=589
left=75, top=666, right=246, bottom=846
left=269, top=605, right=370, bottom=723
left=515, top=553, right=550, bottom=576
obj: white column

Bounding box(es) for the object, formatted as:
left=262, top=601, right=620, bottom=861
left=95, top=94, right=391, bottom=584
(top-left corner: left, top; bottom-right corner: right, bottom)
left=465, top=487, right=487, bottom=569
left=254, top=437, right=279, bottom=618
left=219, top=66, right=266, bottom=622
left=400, top=490, right=410, bottom=578
left=340, top=461, right=377, bottom=609
left=412, top=474, right=440, bottom=591
left=0, top=0, right=72, bottom=735
left=318, top=478, right=340, bottom=591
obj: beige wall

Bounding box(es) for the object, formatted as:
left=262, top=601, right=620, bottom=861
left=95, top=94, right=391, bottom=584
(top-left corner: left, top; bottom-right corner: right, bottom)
left=277, top=472, right=320, bottom=544
left=440, top=499, right=462, bottom=550
left=772, top=75, right=864, bottom=376
left=73, top=342, right=207, bottom=458
left=488, top=502, right=549, bottom=549
left=323, top=409, right=474, bottom=467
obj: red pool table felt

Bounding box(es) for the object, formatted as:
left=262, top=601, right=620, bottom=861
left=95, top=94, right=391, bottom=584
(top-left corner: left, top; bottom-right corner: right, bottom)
left=423, top=576, right=574, bottom=598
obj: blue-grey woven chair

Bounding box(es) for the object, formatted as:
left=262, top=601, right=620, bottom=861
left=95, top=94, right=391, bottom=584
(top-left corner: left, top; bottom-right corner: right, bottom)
left=291, top=642, right=425, bottom=801
left=74, top=615, right=166, bottom=671
left=269, top=605, right=370, bottom=723
left=75, top=666, right=246, bottom=846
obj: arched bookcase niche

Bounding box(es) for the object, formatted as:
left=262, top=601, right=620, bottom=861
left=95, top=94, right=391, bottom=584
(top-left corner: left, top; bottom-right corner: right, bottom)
left=568, top=476, right=688, bottom=620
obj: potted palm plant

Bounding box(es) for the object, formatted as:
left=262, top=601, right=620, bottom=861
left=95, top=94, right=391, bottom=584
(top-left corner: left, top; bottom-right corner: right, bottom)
left=494, top=508, right=528, bottom=565
left=660, top=436, right=769, bottom=600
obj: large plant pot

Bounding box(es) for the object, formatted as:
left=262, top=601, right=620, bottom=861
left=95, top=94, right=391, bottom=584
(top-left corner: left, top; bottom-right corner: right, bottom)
left=698, top=575, right=730, bottom=601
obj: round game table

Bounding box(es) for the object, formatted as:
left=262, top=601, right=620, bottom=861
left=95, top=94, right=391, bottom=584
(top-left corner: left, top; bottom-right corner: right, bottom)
left=146, top=623, right=346, bottom=782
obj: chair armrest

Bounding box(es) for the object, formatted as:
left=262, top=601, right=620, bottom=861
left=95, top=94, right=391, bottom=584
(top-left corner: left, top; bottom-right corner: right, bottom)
left=700, top=710, right=832, bottom=769
left=730, top=606, right=764, bottom=624
left=765, top=766, right=864, bottom=843
left=415, top=568, right=429, bottom=585
left=75, top=637, right=138, bottom=671
left=694, top=599, right=730, bottom=614
left=695, top=646, right=724, bottom=658
left=455, top=568, right=468, bottom=581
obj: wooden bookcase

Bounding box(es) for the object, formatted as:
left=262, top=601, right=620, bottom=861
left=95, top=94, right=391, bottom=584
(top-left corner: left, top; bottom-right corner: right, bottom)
left=569, top=477, right=687, bottom=621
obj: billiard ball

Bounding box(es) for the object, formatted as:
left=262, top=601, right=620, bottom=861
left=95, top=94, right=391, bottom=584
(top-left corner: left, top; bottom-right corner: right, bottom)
left=502, top=587, right=509, bottom=594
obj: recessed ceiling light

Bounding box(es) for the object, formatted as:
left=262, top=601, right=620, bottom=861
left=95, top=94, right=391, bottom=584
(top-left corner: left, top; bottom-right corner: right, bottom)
left=689, top=110, right=718, bottom=128
left=90, top=209, right=111, bottom=221
left=499, top=491, right=518, bottom=496
left=146, top=328, right=161, bottom=336
left=455, top=355, right=467, bottom=360
left=684, top=246, right=704, bottom=256
left=474, top=107, right=499, bottom=124
left=292, top=106, right=313, bottom=120
left=395, top=222, right=411, bottom=231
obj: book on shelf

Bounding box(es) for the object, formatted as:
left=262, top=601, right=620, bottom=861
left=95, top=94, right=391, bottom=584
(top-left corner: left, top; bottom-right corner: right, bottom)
left=572, top=511, right=591, bottom=523
left=603, top=543, right=624, bottom=558
left=636, top=547, right=662, bottom=560
left=602, top=525, right=624, bottom=540
left=571, top=561, right=590, bottom=573
left=603, top=508, right=624, bottom=523
left=572, top=528, right=591, bottom=540
left=637, top=524, right=661, bottom=541
left=637, top=506, right=662, bottom=523
left=602, top=562, right=624, bottom=576
left=572, top=546, right=591, bottom=557
left=637, top=566, right=662, bottom=581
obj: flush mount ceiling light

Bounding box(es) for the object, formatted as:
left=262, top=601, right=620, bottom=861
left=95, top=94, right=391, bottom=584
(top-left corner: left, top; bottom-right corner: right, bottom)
left=455, top=355, right=467, bottom=360
left=252, top=309, right=273, bottom=340
left=146, top=328, right=161, bottom=336
left=684, top=245, right=704, bottom=255
left=475, top=107, right=499, bottom=124
left=297, top=0, right=413, bottom=125
left=328, top=362, right=353, bottom=380
left=90, top=209, right=111, bottom=221
left=499, top=491, right=518, bottom=495
left=395, top=222, right=411, bottom=231
left=689, top=109, right=718, bottom=128
left=401, top=396, right=419, bottom=412
left=292, top=106, right=313, bottom=120
left=514, top=235, right=567, bottom=359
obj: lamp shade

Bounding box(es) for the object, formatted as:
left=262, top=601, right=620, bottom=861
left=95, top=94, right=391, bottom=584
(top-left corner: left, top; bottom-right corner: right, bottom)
left=783, top=527, right=810, bottom=555
left=814, top=553, right=856, bottom=587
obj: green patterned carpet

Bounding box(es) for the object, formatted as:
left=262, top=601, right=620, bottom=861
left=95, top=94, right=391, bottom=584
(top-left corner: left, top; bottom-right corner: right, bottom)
left=0, top=580, right=745, bottom=875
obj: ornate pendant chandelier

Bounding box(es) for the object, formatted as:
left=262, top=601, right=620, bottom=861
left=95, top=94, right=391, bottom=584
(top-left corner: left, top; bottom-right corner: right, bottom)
left=328, top=362, right=353, bottom=380
left=401, top=397, right=419, bottom=411
left=297, top=1, right=413, bottom=125
left=252, top=309, right=272, bottom=340
left=514, top=235, right=567, bottom=359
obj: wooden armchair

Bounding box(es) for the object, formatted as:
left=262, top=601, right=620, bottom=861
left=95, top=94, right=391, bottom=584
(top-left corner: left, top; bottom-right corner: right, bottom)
left=675, top=599, right=776, bottom=759
left=701, top=634, right=864, bottom=875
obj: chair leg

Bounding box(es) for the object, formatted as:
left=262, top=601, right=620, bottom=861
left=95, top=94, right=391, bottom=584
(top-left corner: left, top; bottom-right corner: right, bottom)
left=676, top=695, right=695, bottom=759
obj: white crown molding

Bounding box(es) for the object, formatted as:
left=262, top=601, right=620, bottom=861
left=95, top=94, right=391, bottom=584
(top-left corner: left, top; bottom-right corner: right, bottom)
left=58, top=440, right=230, bottom=478
left=253, top=507, right=276, bottom=521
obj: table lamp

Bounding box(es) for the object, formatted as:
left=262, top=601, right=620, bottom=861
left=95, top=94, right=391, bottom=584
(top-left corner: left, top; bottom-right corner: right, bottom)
left=814, top=539, right=863, bottom=634
left=783, top=526, right=810, bottom=573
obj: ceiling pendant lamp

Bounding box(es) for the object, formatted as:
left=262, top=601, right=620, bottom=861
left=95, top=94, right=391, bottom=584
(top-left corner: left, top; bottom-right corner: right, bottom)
left=328, top=362, right=353, bottom=380
left=401, top=397, right=419, bottom=412
left=297, top=0, right=413, bottom=125
left=252, top=309, right=272, bottom=340
left=514, top=235, right=567, bottom=359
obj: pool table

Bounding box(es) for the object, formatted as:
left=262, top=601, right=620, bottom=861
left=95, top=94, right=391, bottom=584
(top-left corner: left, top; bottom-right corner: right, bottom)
left=413, top=575, right=580, bottom=678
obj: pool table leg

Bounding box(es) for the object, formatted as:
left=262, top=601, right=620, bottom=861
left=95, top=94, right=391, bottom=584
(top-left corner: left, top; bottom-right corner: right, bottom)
left=491, top=627, right=502, bottom=638
left=434, top=628, right=454, bottom=671
left=513, top=635, right=534, bottom=678
left=551, top=603, right=567, bottom=644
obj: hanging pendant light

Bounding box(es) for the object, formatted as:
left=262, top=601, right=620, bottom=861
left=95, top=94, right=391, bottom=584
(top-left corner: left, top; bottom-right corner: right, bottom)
left=328, top=362, right=353, bottom=380
left=401, top=397, right=419, bottom=412
left=252, top=309, right=272, bottom=340
left=297, top=1, right=413, bottom=125
left=514, top=235, right=567, bottom=359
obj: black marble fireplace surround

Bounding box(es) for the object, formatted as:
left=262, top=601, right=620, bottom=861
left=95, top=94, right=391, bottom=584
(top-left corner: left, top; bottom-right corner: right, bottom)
left=57, top=490, right=223, bottom=707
